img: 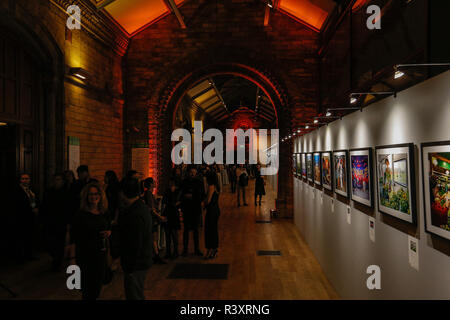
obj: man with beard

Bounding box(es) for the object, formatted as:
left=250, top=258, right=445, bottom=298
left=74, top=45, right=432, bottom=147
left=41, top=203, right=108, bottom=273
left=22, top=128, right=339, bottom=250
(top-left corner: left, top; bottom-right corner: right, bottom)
left=180, top=166, right=205, bottom=256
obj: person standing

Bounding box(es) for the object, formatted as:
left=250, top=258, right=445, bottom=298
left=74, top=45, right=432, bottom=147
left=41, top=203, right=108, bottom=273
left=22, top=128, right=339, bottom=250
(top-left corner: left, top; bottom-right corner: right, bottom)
left=13, top=173, right=39, bottom=262
left=236, top=164, right=249, bottom=207
left=180, top=166, right=205, bottom=256
left=204, top=172, right=220, bottom=259
left=41, top=173, right=69, bottom=271
left=161, top=178, right=181, bottom=259
left=118, top=177, right=153, bottom=300
left=254, top=165, right=266, bottom=206
left=71, top=183, right=111, bottom=300
left=229, top=165, right=237, bottom=193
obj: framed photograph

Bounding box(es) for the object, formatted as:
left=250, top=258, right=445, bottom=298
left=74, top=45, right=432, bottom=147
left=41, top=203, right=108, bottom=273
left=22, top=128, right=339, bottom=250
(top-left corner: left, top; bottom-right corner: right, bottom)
left=296, top=153, right=302, bottom=177
left=333, top=150, right=349, bottom=198
left=321, top=151, right=333, bottom=191
left=301, top=153, right=307, bottom=180
left=421, top=141, right=450, bottom=240
left=375, top=143, right=416, bottom=224
left=306, top=153, right=313, bottom=182
left=293, top=153, right=297, bottom=175
left=350, top=148, right=373, bottom=207
left=313, top=152, right=322, bottom=186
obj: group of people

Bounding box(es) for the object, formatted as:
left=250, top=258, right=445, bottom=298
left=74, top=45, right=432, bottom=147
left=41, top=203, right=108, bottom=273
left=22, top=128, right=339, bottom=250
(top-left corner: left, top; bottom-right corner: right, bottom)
left=9, top=161, right=266, bottom=300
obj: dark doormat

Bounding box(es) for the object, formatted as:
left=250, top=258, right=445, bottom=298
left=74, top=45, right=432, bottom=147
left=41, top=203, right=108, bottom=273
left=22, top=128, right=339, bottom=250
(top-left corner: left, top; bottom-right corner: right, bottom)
left=257, top=250, right=281, bottom=256
left=255, top=220, right=271, bottom=223
left=167, top=263, right=229, bottom=279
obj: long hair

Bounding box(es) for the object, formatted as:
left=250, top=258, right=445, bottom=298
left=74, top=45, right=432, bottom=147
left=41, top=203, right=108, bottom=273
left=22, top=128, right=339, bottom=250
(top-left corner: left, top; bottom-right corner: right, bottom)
left=105, top=170, right=119, bottom=186
left=80, top=182, right=108, bottom=214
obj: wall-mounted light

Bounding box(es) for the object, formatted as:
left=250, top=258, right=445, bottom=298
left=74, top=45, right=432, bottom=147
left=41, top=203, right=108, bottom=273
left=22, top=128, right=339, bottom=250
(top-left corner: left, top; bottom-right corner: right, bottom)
left=0, top=122, right=7, bottom=126
left=313, top=119, right=318, bottom=124
left=394, top=70, right=405, bottom=79
left=305, top=125, right=309, bottom=129
left=267, top=0, right=273, bottom=8
left=297, top=129, right=301, bottom=133
left=70, top=67, right=90, bottom=80
left=350, top=97, right=357, bottom=104
left=326, top=111, right=332, bottom=117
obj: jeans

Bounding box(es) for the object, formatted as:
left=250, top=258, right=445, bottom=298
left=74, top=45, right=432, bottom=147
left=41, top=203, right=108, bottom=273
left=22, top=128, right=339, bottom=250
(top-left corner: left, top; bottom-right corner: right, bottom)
left=124, top=269, right=147, bottom=300
left=237, top=186, right=247, bottom=205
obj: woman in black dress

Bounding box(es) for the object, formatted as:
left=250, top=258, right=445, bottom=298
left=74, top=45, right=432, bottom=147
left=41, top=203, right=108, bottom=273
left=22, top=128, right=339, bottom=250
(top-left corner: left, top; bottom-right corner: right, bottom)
left=162, top=178, right=181, bottom=259
left=204, top=172, right=220, bottom=259
left=72, top=182, right=111, bottom=300
left=254, top=164, right=266, bottom=206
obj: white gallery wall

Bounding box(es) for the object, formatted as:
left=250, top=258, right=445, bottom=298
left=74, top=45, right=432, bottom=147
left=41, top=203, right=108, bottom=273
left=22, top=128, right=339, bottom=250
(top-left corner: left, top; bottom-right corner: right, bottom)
left=293, top=70, right=450, bottom=299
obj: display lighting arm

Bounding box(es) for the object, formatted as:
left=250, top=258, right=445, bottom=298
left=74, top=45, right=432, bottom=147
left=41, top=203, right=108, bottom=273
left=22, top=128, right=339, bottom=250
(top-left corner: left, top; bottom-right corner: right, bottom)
left=396, top=63, right=450, bottom=68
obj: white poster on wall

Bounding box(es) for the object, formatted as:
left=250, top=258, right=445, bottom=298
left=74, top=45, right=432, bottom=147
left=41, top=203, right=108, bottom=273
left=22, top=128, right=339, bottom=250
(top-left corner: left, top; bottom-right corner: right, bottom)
left=347, top=205, right=351, bottom=224
left=369, top=217, right=376, bottom=242
left=68, top=136, right=80, bottom=173
left=132, top=147, right=149, bottom=178
left=408, top=236, right=419, bottom=271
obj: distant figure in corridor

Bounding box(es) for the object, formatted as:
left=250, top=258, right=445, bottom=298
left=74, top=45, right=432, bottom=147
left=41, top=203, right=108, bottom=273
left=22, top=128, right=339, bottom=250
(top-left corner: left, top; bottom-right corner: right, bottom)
left=254, top=164, right=266, bottom=206
left=204, top=172, right=221, bottom=259
left=236, top=164, right=249, bottom=207
left=180, top=166, right=205, bottom=256
left=229, top=165, right=237, bottom=193
left=119, top=177, right=153, bottom=300
left=72, top=182, right=111, bottom=300
left=161, top=178, right=181, bottom=259
left=13, top=173, right=39, bottom=262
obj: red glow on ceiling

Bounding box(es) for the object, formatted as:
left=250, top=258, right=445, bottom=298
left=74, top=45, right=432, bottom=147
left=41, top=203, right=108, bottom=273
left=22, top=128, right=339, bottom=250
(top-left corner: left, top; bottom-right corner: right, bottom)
left=279, top=0, right=329, bottom=30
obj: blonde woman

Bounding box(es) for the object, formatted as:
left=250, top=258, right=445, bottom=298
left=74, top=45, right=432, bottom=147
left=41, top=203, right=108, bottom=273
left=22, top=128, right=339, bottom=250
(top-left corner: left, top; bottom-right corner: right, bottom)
left=71, top=182, right=111, bottom=300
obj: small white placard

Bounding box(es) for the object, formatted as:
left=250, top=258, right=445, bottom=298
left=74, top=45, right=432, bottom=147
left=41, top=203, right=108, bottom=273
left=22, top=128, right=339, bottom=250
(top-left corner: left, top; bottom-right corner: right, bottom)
left=408, top=236, right=419, bottom=271
left=312, top=188, right=315, bottom=199
left=331, top=198, right=335, bottom=213
left=320, top=191, right=323, bottom=205
left=369, top=217, right=375, bottom=243
left=347, top=205, right=351, bottom=224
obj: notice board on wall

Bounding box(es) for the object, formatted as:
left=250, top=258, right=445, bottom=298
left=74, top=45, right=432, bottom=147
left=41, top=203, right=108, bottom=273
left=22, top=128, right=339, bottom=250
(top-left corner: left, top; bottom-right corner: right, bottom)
left=131, top=147, right=149, bottom=178
left=68, top=136, right=80, bottom=173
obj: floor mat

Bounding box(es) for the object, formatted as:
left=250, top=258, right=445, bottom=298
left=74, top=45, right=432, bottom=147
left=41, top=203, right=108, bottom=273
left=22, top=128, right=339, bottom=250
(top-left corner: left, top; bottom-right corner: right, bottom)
left=167, top=263, right=229, bottom=279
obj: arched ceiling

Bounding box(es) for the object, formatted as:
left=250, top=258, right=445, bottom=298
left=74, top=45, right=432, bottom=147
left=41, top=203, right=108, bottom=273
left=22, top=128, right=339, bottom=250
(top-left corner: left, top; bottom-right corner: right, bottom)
left=91, top=0, right=336, bottom=36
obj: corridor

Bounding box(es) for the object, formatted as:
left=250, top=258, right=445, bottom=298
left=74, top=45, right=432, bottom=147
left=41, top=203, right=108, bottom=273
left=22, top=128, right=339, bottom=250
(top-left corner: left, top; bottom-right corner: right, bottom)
left=0, top=179, right=338, bottom=300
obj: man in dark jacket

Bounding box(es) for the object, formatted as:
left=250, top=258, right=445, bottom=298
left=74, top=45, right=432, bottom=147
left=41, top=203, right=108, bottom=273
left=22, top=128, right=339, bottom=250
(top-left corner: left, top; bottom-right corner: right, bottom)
left=119, top=177, right=153, bottom=300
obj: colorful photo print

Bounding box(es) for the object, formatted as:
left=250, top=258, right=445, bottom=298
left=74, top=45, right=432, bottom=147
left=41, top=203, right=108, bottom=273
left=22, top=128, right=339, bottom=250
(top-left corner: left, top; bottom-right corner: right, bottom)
left=293, top=154, right=297, bottom=174
left=321, top=152, right=332, bottom=191
left=375, top=144, right=416, bottom=223
left=306, top=153, right=313, bottom=182
left=422, top=141, right=450, bottom=240
left=301, top=153, right=307, bottom=180
left=296, top=154, right=302, bottom=177
left=333, top=150, right=349, bottom=197
left=350, top=148, right=373, bottom=207
left=313, top=152, right=321, bottom=185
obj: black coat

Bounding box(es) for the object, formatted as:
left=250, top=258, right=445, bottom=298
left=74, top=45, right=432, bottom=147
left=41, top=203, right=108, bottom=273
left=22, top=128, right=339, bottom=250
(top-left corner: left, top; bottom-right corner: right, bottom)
left=162, top=188, right=181, bottom=230
left=118, top=199, right=153, bottom=273
left=180, top=177, right=205, bottom=229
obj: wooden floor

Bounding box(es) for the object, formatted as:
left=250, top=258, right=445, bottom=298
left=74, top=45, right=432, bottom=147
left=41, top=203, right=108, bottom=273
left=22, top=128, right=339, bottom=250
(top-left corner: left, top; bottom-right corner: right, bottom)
left=0, top=179, right=338, bottom=300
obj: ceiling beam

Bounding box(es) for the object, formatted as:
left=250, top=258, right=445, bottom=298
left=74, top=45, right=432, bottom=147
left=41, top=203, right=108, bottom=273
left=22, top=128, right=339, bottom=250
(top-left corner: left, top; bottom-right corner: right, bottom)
left=209, top=78, right=230, bottom=115
left=96, top=0, right=117, bottom=10
left=164, top=0, right=187, bottom=29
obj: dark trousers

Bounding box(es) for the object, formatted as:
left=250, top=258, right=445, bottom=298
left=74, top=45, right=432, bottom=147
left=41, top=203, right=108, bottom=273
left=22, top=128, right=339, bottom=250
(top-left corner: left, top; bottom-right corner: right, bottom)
left=183, top=227, right=199, bottom=252
left=165, top=226, right=179, bottom=255
left=237, top=185, right=247, bottom=205
left=204, top=212, right=219, bottom=250
left=79, top=255, right=106, bottom=300
left=255, top=194, right=262, bottom=205
left=46, top=225, right=67, bottom=267
left=230, top=180, right=236, bottom=193
left=15, top=215, right=35, bottom=261
left=124, top=269, right=147, bottom=300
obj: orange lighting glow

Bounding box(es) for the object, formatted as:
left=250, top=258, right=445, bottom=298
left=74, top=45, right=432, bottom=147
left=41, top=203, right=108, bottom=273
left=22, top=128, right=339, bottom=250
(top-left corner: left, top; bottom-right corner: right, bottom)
left=279, top=0, right=329, bottom=30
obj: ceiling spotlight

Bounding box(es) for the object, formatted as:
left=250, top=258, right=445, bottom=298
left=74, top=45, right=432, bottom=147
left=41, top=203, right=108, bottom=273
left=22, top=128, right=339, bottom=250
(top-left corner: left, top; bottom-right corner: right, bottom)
left=394, top=70, right=405, bottom=79
left=305, top=125, right=309, bottom=129
left=350, top=97, right=357, bottom=104
left=314, top=119, right=318, bottom=124
left=267, top=0, right=273, bottom=8
left=293, top=132, right=296, bottom=136
left=326, top=111, right=332, bottom=117
left=297, top=129, right=301, bottom=133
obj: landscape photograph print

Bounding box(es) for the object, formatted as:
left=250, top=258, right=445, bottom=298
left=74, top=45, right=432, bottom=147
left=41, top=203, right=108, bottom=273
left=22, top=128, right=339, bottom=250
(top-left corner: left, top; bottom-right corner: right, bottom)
left=422, top=141, right=450, bottom=240
left=375, top=144, right=416, bottom=224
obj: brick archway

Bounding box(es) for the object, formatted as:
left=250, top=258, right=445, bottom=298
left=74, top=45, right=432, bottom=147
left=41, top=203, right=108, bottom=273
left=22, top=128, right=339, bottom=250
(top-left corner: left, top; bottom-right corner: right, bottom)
left=154, top=63, right=293, bottom=216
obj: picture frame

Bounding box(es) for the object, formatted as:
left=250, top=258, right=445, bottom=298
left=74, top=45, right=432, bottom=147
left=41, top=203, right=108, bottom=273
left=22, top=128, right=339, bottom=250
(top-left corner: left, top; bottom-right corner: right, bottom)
left=296, top=153, right=302, bottom=177
left=321, top=151, right=333, bottom=191
left=293, top=153, right=297, bottom=175
left=333, top=150, right=349, bottom=198
left=421, top=141, right=450, bottom=240
left=301, top=153, right=307, bottom=180
left=306, top=153, right=313, bottom=182
left=313, top=152, right=322, bottom=186
left=349, top=148, right=373, bottom=207
left=375, top=143, right=416, bottom=224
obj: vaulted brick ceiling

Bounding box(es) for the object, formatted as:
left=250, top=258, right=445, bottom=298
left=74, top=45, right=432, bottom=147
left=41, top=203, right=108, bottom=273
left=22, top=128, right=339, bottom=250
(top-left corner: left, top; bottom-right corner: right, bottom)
left=93, top=0, right=336, bottom=35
